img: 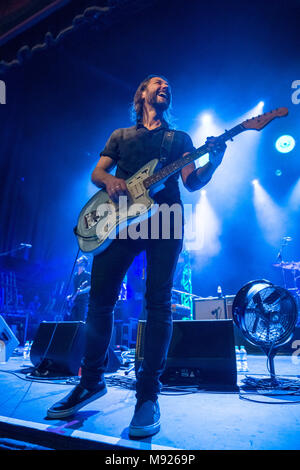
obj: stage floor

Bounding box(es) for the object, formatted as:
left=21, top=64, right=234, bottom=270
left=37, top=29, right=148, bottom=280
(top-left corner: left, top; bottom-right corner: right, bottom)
left=0, top=353, right=300, bottom=451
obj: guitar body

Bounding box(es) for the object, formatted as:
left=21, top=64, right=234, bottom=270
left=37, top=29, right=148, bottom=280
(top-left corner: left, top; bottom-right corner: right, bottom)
left=76, top=158, right=161, bottom=255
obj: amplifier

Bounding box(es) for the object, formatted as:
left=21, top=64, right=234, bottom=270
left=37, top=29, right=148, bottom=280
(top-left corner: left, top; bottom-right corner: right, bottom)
left=135, top=319, right=237, bottom=389
left=193, top=295, right=237, bottom=320
left=224, top=295, right=235, bottom=319
left=193, top=297, right=226, bottom=320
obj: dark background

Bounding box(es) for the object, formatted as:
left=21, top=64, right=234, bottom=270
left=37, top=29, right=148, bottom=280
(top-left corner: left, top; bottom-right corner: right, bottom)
left=0, top=0, right=299, bottom=311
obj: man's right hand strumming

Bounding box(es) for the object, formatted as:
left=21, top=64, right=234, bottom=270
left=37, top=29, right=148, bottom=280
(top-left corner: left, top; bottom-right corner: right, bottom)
left=105, top=176, right=130, bottom=203
left=91, top=155, right=130, bottom=202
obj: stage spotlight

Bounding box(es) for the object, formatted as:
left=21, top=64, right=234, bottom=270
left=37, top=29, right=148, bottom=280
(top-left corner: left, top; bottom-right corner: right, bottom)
left=252, top=180, right=286, bottom=246
left=252, top=178, right=259, bottom=185
left=275, top=135, right=295, bottom=154
left=275, top=169, right=282, bottom=177
left=201, top=113, right=212, bottom=125
left=258, top=101, right=264, bottom=108
left=188, top=104, right=262, bottom=215
left=192, top=112, right=221, bottom=168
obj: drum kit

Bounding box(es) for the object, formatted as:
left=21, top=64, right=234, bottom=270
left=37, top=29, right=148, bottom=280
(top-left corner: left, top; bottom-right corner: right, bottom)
left=273, top=261, right=300, bottom=322
left=273, top=261, right=300, bottom=291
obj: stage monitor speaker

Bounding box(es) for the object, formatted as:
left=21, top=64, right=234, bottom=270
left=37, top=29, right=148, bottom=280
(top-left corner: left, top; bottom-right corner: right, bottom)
left=0, top=315, right=19, bottom=362
left=193, top=297, right=226, bottom=320
left=30, top=321, right=85, bottom=376
left=30, top=321, right=121, bottom=376
left=135, top=319, right=237, bottom=390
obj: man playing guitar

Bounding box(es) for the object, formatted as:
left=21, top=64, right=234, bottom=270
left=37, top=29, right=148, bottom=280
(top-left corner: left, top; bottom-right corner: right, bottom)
left=47, top=74, right=226, bottom=436
left=66, top=255, right=91, bottom=322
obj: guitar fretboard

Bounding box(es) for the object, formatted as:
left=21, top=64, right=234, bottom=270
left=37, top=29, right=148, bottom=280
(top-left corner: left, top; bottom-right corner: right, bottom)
left=143, top=124, right=244, bottom=189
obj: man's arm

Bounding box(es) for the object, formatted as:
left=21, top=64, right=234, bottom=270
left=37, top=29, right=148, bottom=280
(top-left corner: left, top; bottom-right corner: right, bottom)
left=181, top=136, right=227, bottom=192
left=91, top=156, right=130, bottom=202
left=91, top=156, right=117, bottom=187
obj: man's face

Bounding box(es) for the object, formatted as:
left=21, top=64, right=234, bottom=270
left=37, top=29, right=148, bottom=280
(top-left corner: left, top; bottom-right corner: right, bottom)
left=142, top=76, right=171, bottom=111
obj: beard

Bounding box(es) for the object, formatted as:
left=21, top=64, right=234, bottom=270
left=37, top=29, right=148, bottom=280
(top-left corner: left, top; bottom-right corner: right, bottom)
left=147, top=90, right=171, bottom=112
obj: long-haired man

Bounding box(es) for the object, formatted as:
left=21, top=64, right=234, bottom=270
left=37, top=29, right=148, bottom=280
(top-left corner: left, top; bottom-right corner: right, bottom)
left=47, top=75, right=226, bottom=437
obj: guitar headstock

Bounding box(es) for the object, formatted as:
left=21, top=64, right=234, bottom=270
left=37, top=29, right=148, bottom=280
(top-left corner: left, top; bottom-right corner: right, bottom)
left=242, top=107, right=288, bottom=130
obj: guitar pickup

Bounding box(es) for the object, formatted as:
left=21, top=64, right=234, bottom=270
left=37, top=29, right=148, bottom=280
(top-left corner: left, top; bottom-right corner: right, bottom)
left=84, top=210, right=101, bottom=229
left=128, top=181, right=145, bottom=199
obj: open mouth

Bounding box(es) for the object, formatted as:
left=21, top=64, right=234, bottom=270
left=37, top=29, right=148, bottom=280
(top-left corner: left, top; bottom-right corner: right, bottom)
left=157, top=92, right=169, bottom=100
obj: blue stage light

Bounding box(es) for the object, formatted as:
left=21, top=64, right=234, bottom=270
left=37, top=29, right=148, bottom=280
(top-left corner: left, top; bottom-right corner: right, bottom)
left=275, top=169, right=282, bottom=176
left=275, top=135, right=295, bottom=154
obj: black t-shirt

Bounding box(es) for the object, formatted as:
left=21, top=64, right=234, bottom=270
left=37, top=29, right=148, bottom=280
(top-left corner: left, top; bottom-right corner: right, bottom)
left=100, top=123, right=195, bottom=206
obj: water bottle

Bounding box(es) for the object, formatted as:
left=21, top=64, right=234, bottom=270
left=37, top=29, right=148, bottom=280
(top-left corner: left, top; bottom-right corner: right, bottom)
left=29, top=341, right=33, bottom=358
left=235, top=346, right=241, bottom=372
left=23, top=341, right=30, bottom=361
left=240, top=345, right=248, bottom=372
left=0, top=340, right=6, bottom=363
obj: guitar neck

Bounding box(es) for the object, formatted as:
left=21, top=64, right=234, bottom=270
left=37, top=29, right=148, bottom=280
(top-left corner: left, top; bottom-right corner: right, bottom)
left=143, top=123, right=245, bottom=189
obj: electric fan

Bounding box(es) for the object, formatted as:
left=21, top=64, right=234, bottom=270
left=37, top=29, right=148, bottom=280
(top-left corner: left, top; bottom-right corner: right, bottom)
left=232, top=280, right=298, bottom=385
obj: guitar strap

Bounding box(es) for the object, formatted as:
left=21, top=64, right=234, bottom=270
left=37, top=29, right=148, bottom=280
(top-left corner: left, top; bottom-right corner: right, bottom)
left=160, top=130, right=175, bottom=165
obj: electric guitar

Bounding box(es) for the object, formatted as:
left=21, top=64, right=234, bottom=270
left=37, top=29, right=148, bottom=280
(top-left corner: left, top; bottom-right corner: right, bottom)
left=66, top=280, right=89, bottom=310
left=75, top=107, right=288, bottom=255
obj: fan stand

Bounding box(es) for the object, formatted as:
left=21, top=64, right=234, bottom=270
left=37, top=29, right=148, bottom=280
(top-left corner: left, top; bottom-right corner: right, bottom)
left=261, top=346, right=279, bottom=386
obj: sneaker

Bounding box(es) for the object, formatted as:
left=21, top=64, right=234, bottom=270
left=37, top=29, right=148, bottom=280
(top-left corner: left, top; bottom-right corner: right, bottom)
left=129, top=400, right=160, bottom=437
left=47, top=382, right=107, bottom=419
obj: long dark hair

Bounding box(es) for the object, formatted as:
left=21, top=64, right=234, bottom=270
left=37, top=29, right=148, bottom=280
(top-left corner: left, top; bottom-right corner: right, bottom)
left=130, top=74, right=175, bottom=126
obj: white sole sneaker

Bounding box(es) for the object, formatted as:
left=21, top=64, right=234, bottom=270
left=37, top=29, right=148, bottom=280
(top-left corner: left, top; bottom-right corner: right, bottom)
left=47, top=385, right=107, bottom=419
left=129, top=421, right=161, bottom=437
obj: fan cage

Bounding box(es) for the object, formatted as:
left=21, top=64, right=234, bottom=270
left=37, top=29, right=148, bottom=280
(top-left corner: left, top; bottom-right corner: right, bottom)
left=233, top=280, right=297, bottom=350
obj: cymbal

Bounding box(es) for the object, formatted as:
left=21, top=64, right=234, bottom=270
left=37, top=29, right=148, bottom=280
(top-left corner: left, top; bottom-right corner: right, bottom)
left=273, top=261, right=300, bottom=270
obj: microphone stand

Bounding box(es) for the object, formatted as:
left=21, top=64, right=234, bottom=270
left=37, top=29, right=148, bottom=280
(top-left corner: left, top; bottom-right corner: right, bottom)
left=275, top=238, right=291, bottom=289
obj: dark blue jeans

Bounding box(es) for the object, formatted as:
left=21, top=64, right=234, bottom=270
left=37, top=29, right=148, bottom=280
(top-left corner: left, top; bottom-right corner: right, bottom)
left=80, top=234, right=183, bottom=401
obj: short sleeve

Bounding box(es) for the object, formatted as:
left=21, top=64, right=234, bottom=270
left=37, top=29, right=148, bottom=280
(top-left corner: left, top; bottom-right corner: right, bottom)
left=99, top=129, right=121, bottom=161
left=181, top=131, right=196, bottom=155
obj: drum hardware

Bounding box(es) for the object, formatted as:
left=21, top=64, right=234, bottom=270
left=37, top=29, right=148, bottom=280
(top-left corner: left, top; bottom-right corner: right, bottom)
left=272, top=237, right=300, bottom=319
left=273, top=236, right=298, bottom=290
left=273, top=260, right=300, bottom=295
